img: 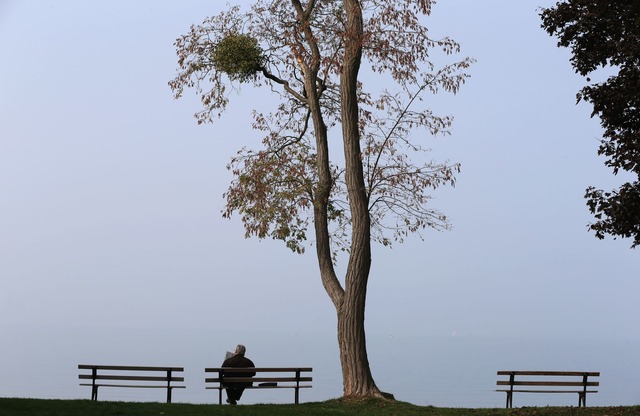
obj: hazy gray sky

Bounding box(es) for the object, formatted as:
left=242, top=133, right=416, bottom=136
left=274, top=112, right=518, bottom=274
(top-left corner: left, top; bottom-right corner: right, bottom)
left=1, top=0, right=639, bottom=405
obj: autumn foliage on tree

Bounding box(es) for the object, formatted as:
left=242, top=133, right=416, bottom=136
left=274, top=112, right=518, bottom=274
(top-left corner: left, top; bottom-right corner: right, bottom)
left=170, top=0, right=471, bottom=398
left=540, top=0, right=640, bottom=248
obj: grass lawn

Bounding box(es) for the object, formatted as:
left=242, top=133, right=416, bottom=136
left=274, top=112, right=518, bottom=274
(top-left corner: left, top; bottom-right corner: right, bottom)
left=1, top=398, right=639, bottom=416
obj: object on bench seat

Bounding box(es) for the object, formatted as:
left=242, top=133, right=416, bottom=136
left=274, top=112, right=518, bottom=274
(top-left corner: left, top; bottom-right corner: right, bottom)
left=205, top=367, right=312, bottom=404
left=496, top=370, right=599, bottom=408
left=78, top=365, right=185, bottom=403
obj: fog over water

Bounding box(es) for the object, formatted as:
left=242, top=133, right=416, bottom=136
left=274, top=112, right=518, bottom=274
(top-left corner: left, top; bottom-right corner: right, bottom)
left=3, top=324, right=639, bottom=407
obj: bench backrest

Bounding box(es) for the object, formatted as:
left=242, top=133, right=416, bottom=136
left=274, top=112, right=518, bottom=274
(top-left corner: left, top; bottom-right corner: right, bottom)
left=205, top=367, right=312, bottom=384
left=497, top=371, right=600, bottom=391
left=78, top=365, right=185, bottom=385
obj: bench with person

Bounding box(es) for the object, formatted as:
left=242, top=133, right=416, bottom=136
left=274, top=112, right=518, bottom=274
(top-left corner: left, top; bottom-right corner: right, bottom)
left=205, top=367, right=313, bottom=404
left=496, top=370, right=600, bottom=408
left=78, top=364, right=185, bottom=403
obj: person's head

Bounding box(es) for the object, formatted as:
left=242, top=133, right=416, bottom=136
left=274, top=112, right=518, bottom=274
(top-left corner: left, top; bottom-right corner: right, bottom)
left=235, top=344, right=246, bottom=356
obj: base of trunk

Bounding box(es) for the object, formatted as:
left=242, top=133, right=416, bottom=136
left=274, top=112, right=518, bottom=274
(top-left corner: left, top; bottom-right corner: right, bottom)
left=340, top=390, right=396, bottom=402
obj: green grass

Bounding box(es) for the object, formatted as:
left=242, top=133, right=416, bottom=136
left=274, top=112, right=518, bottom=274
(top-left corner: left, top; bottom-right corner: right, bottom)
left=0, top=398, right=639, bottom=416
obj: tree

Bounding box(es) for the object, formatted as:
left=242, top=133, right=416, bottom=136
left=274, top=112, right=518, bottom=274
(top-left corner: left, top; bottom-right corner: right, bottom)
left=540, top=0, right=640, bottom=248
left=170, top=0, right=471, bottom=398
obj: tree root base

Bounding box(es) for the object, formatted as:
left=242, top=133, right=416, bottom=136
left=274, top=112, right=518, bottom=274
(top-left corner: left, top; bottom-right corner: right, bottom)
left=339, top=391, right=396, bottom=403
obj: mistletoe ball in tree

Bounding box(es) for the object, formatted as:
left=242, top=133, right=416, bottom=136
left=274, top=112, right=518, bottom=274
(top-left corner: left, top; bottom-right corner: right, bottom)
left=212, top=34, right=262, bottom=82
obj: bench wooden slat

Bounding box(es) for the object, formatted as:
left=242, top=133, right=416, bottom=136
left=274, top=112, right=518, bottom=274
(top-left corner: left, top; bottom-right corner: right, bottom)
left=204, top=377, right=313, bottom=383
left=497, top=381, right=599, bottom=387
left=79, top=365, right=183, bottom=372
left=497, top=371, right=600, bottom=377
left=497, top=389, right=598, bottom=394
left=79, top=375, right=185, bottom=382
left=207, top=377, right=312, bottom=383
left=205, top=367, right=312, bottom=372
left=205, top=385, right=312, bottom=390
left=80, top=383, right=187, bottom=389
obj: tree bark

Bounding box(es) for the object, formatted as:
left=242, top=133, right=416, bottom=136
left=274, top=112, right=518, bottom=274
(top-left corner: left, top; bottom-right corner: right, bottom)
left=289, top=0, right=344, bottom=308
left=293, top=0, right=385, bottom=399
left=337, top=0, right=383, bottom=398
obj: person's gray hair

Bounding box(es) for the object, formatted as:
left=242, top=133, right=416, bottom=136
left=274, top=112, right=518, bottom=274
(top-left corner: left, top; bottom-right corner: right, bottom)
left=235, top=344, right=246, bottom=356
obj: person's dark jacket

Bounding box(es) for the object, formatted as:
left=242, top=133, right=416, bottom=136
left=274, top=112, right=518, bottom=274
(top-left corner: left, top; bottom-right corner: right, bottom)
left=221, top=354, right=256, bottom=387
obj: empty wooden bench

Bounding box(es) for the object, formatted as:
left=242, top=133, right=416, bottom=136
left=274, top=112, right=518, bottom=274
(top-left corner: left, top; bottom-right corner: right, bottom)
left=78, top=365, right=185, bottom=403
left=205, top=367, right=312, bottom=404
left=496, top=371, right=599, bottom=408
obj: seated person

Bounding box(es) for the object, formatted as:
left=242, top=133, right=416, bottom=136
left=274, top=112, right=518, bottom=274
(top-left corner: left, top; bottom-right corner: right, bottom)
left=221, top=344, right=255, bottom=405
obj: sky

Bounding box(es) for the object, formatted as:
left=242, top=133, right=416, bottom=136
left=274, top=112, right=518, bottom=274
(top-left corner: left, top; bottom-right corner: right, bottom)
left=1, top=0, right=639, bottom=406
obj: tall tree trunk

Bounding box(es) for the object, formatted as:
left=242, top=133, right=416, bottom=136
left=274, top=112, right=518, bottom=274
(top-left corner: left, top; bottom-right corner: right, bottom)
left=289, top=0, right=344, bottom=313
left=337, top=0, right=383, bottom=398
left=295, top=0, right=386, bottom=399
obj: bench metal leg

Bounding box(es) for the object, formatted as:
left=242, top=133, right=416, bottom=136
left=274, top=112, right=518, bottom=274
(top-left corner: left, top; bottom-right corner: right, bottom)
left=166, top=370, right=173, bottom=403
left=505, top=372, right=514, bottom=408
left=91, top=367, right=98, bottom=401
left=294, top=369, right=301, bottom=404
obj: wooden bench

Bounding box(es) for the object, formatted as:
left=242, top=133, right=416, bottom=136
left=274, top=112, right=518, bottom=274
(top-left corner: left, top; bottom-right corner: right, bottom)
left=496, top=371, right=599, bottom=408
left=205, top=367, right=312, bottom=404
left=78, top=365, right=185, bottom=403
